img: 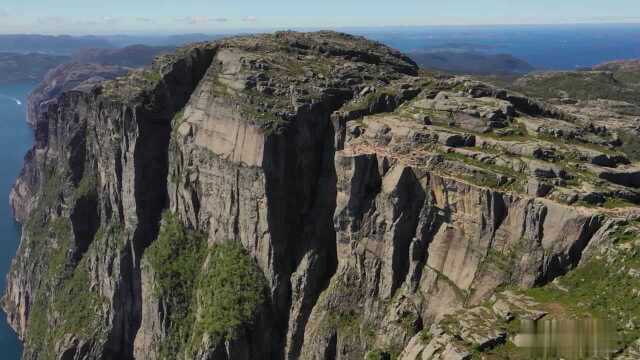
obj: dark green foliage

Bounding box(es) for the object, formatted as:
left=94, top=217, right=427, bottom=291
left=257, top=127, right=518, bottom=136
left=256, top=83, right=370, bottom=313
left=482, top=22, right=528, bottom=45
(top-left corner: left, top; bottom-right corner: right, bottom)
left=146, top=213, right=267, bottom=356
left=145, top=212, right=206, bottom=357
left=147, top=212, right=206, bottom=304
left=24, top=298, right=50, bottom=356
left=192, top=241, right=267, bottom=345
left=46, top=218, right=72, bottom=280
left=419, top=330, right=433, bottom=344
left=73, top=171, right=97, bottom=201
left=365, top=349, right=400, bottom=360
left=52, top=259, right=104, bottom=337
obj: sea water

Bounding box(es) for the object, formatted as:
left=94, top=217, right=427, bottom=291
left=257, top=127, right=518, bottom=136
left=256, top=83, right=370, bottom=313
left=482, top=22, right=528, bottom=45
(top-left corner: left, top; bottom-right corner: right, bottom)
left=0, top=81, right=36, bottom=359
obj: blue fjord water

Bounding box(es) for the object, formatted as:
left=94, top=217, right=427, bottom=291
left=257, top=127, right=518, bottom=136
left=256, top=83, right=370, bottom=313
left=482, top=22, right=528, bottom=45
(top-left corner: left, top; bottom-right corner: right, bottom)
left=0, top=82, right=35, bottom=359
left=358, top=24, right=640, bottom=70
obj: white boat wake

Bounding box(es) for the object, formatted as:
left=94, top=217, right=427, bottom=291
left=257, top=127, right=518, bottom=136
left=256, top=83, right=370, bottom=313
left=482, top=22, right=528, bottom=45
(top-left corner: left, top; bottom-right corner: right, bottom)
left=0, top=94, right=22, bottom=106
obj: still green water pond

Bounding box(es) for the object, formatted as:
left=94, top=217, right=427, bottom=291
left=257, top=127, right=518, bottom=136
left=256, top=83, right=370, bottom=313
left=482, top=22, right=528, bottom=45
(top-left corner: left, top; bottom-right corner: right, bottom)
left=515, top=317, right=620, bottom=359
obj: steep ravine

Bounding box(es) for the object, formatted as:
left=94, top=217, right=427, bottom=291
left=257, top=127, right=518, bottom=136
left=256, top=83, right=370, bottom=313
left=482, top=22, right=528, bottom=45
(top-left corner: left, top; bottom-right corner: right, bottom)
left=4, top=31, right=640, bottom=360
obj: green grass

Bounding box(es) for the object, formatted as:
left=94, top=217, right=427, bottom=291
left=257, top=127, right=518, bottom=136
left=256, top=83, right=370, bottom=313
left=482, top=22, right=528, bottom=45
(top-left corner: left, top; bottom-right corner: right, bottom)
left=343, top=89, right=399, bottom=113
left=419, top=329, right=433, bottom=344
left=524, top=226, right=640, bottom=347
left=478, top=340, right=523, bottom=359
left=602, top=197, right=638, bottom=209
left=618, top=130, right=640, bottom=162
left=441, top=151, right=524, bottom=191
left=515, top=71, right=640, bottom=105
left=142, top=69, right=163, bottom=84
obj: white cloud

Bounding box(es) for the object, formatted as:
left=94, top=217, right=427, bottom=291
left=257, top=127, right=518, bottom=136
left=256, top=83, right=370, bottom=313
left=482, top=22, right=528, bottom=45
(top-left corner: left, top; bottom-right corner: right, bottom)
left=173, top=16, right=230, bottom=25
left=101, top=16, right=121, bottom=25
left=37, top=16, right=68, bottom=25
left=242, top=16, right=258, bottom=23
left=188, top=16, right=210, bottom=25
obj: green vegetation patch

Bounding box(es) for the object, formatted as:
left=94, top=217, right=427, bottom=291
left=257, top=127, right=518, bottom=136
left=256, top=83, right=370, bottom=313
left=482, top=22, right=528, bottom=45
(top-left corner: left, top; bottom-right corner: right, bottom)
left=618, top=130, right=640, bottom=162
left=145, top=212, right=206, bottom=357
left=73, top=169, right=98, bottom=201
left=192, top=241, right=268, bottom=346
left=146, top=212, right=267, bottom=356
left=147, top=212, right=205, bottom=303
left=524, top=224, right=640, bottom=347
left=52, top=259, right=105, bottom=338
left=142, top=69, right=163, bottom=84
left=343, top=89, right=399, bottom=113
left=441, top=151, right=525, bottom=192
left=516, top=71, right=639, bottom=105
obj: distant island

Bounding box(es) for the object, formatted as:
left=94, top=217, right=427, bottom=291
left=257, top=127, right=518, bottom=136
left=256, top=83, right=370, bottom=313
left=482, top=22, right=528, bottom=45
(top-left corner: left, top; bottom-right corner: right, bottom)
left=408, top=50, right=535, bottom=75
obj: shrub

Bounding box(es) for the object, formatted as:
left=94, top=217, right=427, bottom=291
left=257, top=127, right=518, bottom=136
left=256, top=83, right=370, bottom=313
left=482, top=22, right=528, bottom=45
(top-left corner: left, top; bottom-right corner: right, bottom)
left=193, top=241, right=267, bottom=345
left=146, top=212, right=206, bottom=357
left=146, top=213, right=267, bottom=356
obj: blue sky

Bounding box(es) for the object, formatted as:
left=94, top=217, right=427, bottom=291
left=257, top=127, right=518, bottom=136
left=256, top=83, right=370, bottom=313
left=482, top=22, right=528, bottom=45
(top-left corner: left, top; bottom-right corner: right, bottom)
left=1, top=0, right=639, bottom=34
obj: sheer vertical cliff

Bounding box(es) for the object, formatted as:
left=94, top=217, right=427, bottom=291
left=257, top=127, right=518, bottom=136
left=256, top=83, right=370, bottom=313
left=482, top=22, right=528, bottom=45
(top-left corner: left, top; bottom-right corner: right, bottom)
left=5, top=31, right=640, bottom=360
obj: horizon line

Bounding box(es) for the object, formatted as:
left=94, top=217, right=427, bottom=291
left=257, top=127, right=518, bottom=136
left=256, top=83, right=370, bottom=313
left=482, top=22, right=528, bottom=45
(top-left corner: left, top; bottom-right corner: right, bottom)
left=0, top=21, right=639, bottom=37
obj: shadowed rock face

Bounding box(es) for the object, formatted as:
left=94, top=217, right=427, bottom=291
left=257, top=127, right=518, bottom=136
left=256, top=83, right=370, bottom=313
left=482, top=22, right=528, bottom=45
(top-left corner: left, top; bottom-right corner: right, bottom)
left=4, top=31, right=640, bottom=360
left=10, top=46, right=173, bottom=224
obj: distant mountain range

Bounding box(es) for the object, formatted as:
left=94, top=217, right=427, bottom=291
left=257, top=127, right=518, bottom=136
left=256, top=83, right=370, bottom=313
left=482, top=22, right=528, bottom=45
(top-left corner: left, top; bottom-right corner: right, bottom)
left=0, top=35, right=113, bottom=54
left=26, top=45, right=173, bottom=127
left=0, top=53, right=69, bottom=83
left=70, top=45, right=175, bottom=67
left=408, top=51, right=535, bottom=75
left=0, top=44, right=173, bottom=84
left=0, top=34, right=221, bottom=55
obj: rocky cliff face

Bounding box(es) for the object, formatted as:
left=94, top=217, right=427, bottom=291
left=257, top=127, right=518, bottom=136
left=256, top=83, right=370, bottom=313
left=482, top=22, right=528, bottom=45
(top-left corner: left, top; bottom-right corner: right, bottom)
left=11, top=45, right=172, bottom=223
left=5, top=31, right=640, bottom=360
